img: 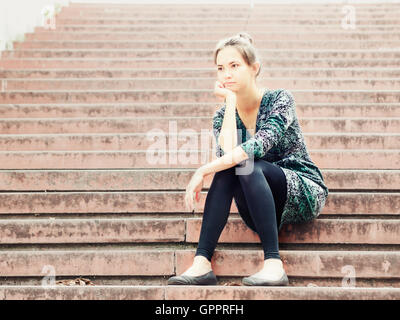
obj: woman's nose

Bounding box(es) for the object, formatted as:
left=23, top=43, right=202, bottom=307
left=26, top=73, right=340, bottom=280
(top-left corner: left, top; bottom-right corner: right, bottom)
left=223, top=70, right=232, bottom=78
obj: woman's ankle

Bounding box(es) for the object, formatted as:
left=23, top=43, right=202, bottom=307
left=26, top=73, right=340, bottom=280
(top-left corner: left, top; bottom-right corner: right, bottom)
left=181, top=257, right=212, bottom=276
left=194, top=255, right=212, bottom=267
left=264, top=258, right=283, bottom=266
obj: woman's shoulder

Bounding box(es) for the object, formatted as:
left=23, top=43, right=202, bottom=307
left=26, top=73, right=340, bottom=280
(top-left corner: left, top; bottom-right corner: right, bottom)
left=266, top=88, right=295, bottom=104
left=213, top=103, right=226, bottom=119
left=261, top=89, right=296, bottom=116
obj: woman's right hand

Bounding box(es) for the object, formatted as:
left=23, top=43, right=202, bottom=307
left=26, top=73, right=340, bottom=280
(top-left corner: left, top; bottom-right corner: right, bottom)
left=214, top=81, right=236, bottom=101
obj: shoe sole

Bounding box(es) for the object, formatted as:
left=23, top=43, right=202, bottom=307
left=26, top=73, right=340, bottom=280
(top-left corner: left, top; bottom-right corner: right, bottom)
left=167, top=271, right=217, bottom=286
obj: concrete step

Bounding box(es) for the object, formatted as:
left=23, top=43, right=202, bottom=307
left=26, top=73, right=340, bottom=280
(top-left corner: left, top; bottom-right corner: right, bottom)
left=65, top=2, right=400, bottom=10
left=0, top=117, right=398, bottom=134
left=1, top=285, right=399, bottom=300
left=23, top=32, right=400, bottom=42
left=0, top=217, right=398, bottom=245
left=55, top=5, right=400, bottom=17
left=57, top=5, right=400, bottom=13
left=188, top=218, right=400, bottom=245
left=54, top=12, right=400, bottom=19
left=3, top=58, right=400, bottom=69
left=0, top=150, right=398, bottom=169
left=1, top=90, right=400, bottom=103
left=163, top=286, right=400, bottom=300
left=176, top=250, right=400, bottom=279
left=0, top=191, right=398, bottom=215
left=63, top=2, right=400, bottom=9
left=1, top=133, right=398, bottom=151
left=61, top=9, right=400, bottom=15
left=0, top=103, right=399, bottom=118
left=12, top=40, right=400, bottom=50
left=0, top=249, right=398, bottom=279
left=0, top=169, right=398, bottom=191
left=5, top=49, right=400, bottom=60
left=53, top=18, right=400, bottom=25
left=0, top=268, right=398, bottom=288
left=0, top=217, right=185, bottom=244
left=2, top=68, right=400, bottom=79
left=34, top=25, right=400, bottom=33
left=2, top=78, right=400, bottom=90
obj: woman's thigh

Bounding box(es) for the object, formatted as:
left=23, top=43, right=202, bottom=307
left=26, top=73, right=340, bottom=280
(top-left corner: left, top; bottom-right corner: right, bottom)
left=233, top=159, right=288, bottom=232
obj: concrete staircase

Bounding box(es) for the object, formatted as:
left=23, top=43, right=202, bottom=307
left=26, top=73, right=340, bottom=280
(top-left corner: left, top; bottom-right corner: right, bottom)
left=0, top=1, right=399, bottom=300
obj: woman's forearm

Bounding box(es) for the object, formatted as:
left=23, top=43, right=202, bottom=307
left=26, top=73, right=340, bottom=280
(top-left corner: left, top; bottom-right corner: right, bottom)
left=218, top=94, right=237, bottom=153
left=198, top=145, right=249, bottom=177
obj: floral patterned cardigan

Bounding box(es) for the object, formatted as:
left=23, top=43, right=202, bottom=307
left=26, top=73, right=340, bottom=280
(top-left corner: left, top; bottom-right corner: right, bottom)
left=212, top=88, right=329, bottom=231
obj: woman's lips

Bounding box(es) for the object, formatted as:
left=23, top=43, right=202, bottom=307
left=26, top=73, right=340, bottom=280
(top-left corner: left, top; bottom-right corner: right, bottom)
left=224, top=82, right=235, bottom=85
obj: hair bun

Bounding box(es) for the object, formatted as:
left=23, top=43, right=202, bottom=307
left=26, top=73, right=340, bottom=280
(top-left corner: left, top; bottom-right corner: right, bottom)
left=236, top=32, right=253, bottom=44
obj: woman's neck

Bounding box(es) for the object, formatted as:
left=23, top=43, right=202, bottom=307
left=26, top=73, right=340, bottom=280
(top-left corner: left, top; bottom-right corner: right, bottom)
left=235, top=86, right=265, bottom=114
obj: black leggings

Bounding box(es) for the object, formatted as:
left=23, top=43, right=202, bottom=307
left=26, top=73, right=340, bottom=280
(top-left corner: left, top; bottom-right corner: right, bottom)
left=195, top=158, right=288, bottom=262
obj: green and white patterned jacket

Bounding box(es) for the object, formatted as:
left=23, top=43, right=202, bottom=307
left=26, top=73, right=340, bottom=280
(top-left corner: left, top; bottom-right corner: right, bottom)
left=212, top=88, right=329, bottom=231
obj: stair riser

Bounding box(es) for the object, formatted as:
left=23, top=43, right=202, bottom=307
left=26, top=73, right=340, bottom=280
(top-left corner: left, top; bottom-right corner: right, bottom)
left=55, top=10, right=400, bottom=18
left=34, top=26, right=400, bottom=33
left=1, top=91, right=400, bottom=103
left=23, top=33, right=400, bottom=41
left=0, top=192, right=398, bottom=215
left=12, top=41, right=400, bottom=50
left=0, top=118, right=398, bottom=134
left=4, top=50, right=400, bottom=60
left=2, top=79, right=400, bottom=90
left=0, top=170, right=398, bottom=191
left=1, top=104, right=400, bottom=118
left=1, top=285, right=400, bottom=300
left=53, top=18, right=400, bottom=25
left=0, top=250, right=398, bottom=278
left=2, top=69, right=399, bottom=79
left=0, top=218, right=398, bottom=245
left=0, top=151, right=398, bottom=169
left=1, top=134, right=399, bottom=151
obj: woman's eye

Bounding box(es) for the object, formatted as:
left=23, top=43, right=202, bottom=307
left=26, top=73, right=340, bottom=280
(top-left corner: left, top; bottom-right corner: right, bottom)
left=218, top=64, right=237, bottom=71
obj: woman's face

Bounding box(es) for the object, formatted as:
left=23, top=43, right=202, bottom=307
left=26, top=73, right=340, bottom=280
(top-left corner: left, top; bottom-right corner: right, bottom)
left=216, top=46, right=259, bottom=92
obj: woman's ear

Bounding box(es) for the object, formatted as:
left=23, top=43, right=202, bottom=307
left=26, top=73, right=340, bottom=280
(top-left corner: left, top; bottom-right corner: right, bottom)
left=252, top=61, right=261, bottom=76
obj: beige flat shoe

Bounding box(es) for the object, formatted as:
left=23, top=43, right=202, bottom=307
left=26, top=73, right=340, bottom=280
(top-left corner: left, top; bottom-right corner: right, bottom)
left=167, top=270, right=217, bottom=286
left=242, top=271, right=289, bottom=286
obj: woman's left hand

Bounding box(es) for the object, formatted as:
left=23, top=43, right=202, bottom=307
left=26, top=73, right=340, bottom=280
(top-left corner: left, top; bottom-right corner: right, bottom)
left=185, top=169, right=205, bottom=213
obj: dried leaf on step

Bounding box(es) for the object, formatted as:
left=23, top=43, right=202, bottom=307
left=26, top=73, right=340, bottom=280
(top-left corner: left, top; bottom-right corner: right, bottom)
left=56, top=277, right=94, bottom=286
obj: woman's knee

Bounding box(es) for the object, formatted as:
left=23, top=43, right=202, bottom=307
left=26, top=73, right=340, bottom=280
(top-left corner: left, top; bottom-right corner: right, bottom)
left=210, top=166, right=237, bottom=188
left=237, top=159, right=265, bottom=184
left=238, top=159, right=279, bottom=182
left=214, top=166, right=235, bottom=178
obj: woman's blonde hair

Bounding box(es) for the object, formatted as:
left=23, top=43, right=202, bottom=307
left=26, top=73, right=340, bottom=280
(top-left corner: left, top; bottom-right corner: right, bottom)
left=213, top=31, right=261, bottom=78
